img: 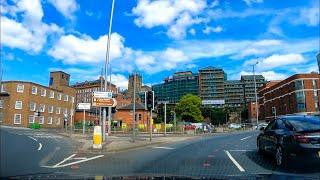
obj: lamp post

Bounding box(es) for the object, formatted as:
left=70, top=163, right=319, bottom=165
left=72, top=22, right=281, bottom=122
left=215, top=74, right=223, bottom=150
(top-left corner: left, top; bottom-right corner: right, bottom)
left=253, top=61, right=259, bottom=126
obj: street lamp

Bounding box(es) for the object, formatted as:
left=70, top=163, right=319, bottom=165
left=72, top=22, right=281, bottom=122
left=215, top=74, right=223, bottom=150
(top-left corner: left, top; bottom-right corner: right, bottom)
left=253, top=61, right=259, bottom=126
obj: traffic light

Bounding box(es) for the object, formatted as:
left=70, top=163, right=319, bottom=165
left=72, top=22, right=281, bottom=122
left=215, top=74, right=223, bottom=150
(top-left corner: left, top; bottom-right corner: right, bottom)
left=146, top=91, right=154, bottom=111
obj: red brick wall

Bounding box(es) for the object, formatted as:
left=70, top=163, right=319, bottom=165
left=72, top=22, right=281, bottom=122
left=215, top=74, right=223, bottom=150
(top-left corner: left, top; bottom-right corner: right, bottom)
left=113, top=109, right=149, bottom=127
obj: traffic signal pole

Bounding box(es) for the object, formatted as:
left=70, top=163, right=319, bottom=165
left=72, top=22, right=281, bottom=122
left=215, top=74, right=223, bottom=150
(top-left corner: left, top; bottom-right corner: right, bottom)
left=164, top=102, right=167, bottom=136
left=149, top=110, right=152, bottom=141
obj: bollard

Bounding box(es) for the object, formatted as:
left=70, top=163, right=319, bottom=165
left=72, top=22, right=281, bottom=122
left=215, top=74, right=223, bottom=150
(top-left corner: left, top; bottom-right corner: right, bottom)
left=93, top=126, right=102, bottom=149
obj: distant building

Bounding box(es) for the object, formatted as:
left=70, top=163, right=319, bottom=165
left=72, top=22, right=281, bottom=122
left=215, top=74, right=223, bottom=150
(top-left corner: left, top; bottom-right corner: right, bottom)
left=317, top=53, right=320, bottom=73
left=258, top=73, right=320, bottom=121
left=0, top=71, right=76, bottom=128
left=224, top=80, right=244, bottom=108
left=152, top=71, right=199, bottom=103
left=241, top=75, right=266, bottom=105
left=113, top=103, right=149, bottom=129
left=128, top=73, right=142, bottom=98
left=199, top=67, right=226, bottom=107
left=248, top=102, right=258, bottom=122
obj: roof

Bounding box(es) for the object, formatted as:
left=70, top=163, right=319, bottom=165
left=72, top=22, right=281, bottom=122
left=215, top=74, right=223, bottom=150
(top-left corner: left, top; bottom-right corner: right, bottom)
left=2, top=81, right=63, bottom=92
left=118, top=103, right=146, bottom=110
left=199, top=66, right=223, bottom=71
left=72, top=78, right=116, bottom=88
left=241, top=75, right=265, bottom=80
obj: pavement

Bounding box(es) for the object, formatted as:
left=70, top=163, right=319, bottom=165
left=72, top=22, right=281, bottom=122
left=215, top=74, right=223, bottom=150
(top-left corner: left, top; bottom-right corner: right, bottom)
left=1, top=126, right=320, bottom=179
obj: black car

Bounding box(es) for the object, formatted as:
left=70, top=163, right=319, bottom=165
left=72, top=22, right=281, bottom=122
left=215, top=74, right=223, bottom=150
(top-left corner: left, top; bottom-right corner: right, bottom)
left=257, top=115, right=320, bottom=167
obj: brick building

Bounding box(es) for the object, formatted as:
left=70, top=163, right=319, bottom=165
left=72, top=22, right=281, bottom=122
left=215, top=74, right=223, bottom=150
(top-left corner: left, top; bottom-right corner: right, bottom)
left=113, top=103, right=149, bottom=128
left=0, top=71, right=76, bottom=128
left=258, top=73, right=320, bottom=121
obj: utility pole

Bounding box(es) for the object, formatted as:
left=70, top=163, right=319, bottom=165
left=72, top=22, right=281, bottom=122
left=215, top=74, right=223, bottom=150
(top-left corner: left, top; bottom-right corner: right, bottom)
left=103, top=0, right=115, bottom=142
left=149, top=110, right=152, bottom=141
left=164, top=102, right=167, bottom=136
left=253, top=61, right=259, bottom=126
left=99, top=68, right=103, bottom=126
left=132, top=73, right=136, bottom=142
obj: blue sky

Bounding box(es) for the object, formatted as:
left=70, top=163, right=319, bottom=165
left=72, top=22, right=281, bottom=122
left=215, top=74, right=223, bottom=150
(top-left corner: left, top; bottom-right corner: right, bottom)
left=1, top=0, right=319, bottom=89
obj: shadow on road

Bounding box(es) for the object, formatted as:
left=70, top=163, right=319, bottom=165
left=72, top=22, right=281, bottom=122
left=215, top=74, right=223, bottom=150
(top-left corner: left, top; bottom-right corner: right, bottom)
left=246, top=150, right=320, bottom=174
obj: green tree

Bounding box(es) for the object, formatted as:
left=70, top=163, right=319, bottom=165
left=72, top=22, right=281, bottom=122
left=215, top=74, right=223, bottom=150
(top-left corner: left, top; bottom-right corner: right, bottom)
left=175, top=94, right=203, bottom=122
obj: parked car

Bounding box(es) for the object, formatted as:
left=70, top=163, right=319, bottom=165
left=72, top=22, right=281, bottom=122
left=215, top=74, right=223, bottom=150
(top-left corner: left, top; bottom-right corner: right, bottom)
left=257, top=115, right=320, bottom=167
left=255, top=123, right=268, bottom=130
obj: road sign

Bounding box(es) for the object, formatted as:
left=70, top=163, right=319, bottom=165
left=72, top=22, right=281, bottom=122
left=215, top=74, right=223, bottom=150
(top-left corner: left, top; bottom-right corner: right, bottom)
left=93, top=92, right=112, bottom=98
left=77, top=103, right=91, bottom=110
left=92, top=98, right=117, bottom=107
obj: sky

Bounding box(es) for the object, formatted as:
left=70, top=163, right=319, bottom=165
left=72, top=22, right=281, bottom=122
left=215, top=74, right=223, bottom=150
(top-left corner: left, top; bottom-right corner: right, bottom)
left=1, top=0, right=319, bottom=90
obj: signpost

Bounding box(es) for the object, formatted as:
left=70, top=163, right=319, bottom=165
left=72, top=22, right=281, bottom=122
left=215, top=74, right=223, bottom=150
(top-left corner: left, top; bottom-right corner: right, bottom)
left=77, top=103, right=91, bottom=135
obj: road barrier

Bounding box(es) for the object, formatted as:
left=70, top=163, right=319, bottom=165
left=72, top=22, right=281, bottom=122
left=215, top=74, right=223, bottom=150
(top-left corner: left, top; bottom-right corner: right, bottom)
left=93, top=126, right=102, bottom=149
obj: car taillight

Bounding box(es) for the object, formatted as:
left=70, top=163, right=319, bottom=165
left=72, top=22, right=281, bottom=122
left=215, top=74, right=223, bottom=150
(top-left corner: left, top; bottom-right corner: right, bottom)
left=294, top=134, right=310, bottom=144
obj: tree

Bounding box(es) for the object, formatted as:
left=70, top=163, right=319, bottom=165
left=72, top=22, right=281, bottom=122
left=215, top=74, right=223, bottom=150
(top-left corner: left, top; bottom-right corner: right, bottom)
left=175, top=94, right=203, bottom=122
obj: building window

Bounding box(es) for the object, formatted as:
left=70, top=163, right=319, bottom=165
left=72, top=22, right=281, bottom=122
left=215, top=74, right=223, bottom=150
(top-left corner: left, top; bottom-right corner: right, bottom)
left=56, top=117, right=60, bottom=125
left=48, top=117, right=53, bottom=124
left=0, top=100, right=3, bottom=108
left=1, top=84, right=7, bottom=92
left=64, top=95, right=68, bottom=102
left=40, top=89, right=46, bottom=97
left=0, top=112, right=3, bottom=122
left=139, top=114, right=142, bottom=120
left=39, top=116, right=44, bottom=124
left=57, top=93, right=62, bottom=100
left=48, top=105, right=53, bottom=113
left=56, top=107, right=61, bottom=114
left=39, top=104, right=45, bottom=112
left=29, top=115, right=35, bottom=123
left=314, top=90, right=319, bottom=111
left=17, top=84, right=24, bottom=93
left=15, top=101, right=22, bottom=109
left=64, top=108, right=68, bottom=115
left=14, top=114, right=22, bottom=124
left=294, top=80, right=303, bottom=90
left=313, top=80, right=318, bottom=89
left=296, top=91, right=306, bottom=112
left=29, top=102, right=36, bottom=111
left=32, top=86, right=37, bottom=94
left=49, top=91, right=54, bottom=98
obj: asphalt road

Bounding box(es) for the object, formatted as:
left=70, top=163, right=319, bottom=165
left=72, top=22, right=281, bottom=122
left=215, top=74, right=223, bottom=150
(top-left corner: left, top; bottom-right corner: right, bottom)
left=1, top=127, right=319, bottom=179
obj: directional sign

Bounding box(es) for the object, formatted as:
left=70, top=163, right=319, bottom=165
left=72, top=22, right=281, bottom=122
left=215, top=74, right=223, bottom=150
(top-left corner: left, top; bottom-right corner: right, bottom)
left=77, top=103, right=91, bottom=110
left=93, top=92, right=112, bottom=98
left=92, top=98, right=117, bottom=107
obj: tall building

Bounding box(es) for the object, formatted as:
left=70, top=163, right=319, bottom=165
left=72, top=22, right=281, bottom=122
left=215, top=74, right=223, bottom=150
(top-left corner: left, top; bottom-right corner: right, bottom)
left=0, top=71, right=76, bottom=128
left=317, top=53, right=320, bottom=73
left=224, top=80, right=244, bottom=108
left=199, top=67, right=226, bottom=107
left=258, top=73, right=320, bottom=121
left=127, top=73, right=142, bottom=98
left=241, top=75, right=266, bottom=105
left=152, top=71, right=199, bottom=103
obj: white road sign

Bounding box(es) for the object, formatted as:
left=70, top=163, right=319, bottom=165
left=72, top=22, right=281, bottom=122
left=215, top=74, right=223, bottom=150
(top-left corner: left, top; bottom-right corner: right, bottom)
left=93, top=92, right=112, bottom=98
left=77, top=103, right=91, bottom=110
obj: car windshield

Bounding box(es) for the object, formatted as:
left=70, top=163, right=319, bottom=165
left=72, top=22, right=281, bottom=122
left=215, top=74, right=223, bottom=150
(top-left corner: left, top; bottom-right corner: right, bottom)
left=287, top=117, right=320, bottom=131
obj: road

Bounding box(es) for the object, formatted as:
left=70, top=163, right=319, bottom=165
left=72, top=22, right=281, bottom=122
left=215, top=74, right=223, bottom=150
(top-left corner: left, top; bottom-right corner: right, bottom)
left=1, top=127, right=319, bottom=179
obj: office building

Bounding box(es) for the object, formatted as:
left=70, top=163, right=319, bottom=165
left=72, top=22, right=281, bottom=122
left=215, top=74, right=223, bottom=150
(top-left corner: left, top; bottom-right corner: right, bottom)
left=224, top=80, right=244, bottom=108
left=241, top=75, right=266, bottom=104
left=0, top=71, right=76, bottom=128
left=152, top=71, right=199, bottom=103
left=258, top=73, right=320, bottom=121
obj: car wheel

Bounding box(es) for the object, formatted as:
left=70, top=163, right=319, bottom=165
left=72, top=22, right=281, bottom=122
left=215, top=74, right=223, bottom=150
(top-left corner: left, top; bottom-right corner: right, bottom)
left=275, top=146, right=286, bottom=167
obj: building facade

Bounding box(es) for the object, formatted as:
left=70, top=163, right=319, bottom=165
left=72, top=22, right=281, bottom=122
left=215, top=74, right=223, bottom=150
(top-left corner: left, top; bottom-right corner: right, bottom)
left=199, top=67, right=226, bottom=107
left=224, top=80, right=244, bottom=108
left=0, top=71, right=76, bottom=128
left=241, top=75, right=266, bottom=104
left=113, top=103, right=149, bottom=128
left=258, top=73, right=320, bottom=121
left=152, top=71, right=199, bottom=103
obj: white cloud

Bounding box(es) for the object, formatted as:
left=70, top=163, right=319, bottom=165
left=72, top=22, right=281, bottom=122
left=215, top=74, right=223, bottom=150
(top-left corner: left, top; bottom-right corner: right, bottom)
left=48, top=33, right=126, bottom=64
left=0, top=0, right=63, bottom=53
left=48, top=0, right=79, bottom=19
left=189, top=28, right=196, bottom=35
left=111, top=74, right=129, bottom=90
left=240, top=70, right=287, bottom=81
left=243, top=0, right=264, bottom=6
left=203, top=26, right=223, bottom=34
left=132, top=0, right=207, bottom=39
left=294, top=1, right=319, bottom=26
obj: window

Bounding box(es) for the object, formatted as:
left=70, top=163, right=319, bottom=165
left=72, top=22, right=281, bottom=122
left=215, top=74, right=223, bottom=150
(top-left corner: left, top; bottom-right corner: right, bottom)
left=39, top=116, right=44, bottom=124
left=39, top=104, right=45, bottom=112
left=14, top=114, right=21, bottom=124
left=15, top=101, right=22, bottom=109
left=296, top=91, right=306, bottom=112
left=1, top=84, right=7, bottom=92
left=56, top=107, right=61, bottom=114
left=56, top=117, right=60, bottom=125
left=32, top=86, right=37, bottom=94
left=49, top=91, right=54, bottom=98
left=48, top=105, right=53, bottom=113
left=314, top=90, right=319, bottom=111
left=64, top=108, right=68, bottom=115
left=17, top=84, right=24, bottom=93
left=57, top=93, right=62, bottom=100
left=139, top=114, right=142, bottom=120
left=48, top=117, right=53, bottom=124
left=64, top=95, right=68, bottom=102
left=294, top=80, right=303, bottom=90
left=40, top=89, right=46, bottom=97
left=0, top=112, right=3, bottom=122
left=313, top=80, right=317, bottom=89
left=29, top=115, right=35, bottom=123
left=0, top=100, right=3, bottom=108
left=29, top=102, right=36, bottom=111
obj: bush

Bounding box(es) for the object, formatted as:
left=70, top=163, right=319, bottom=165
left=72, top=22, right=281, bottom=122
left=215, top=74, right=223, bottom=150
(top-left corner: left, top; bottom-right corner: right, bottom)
left=29, top=123, right=40, bottom=129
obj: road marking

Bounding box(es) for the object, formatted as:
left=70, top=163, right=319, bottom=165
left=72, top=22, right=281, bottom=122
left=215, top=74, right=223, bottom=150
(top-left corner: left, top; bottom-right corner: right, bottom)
left=152, top=146, right=175, bottom=150
left=28, top=136, right=38, bottom=142
left=57, top=155, right=104, bottom=168
left=225, top=150, right=245, bottom=172
left=240, top=136, right=251, bottom=141
left=37, top=143, right=43, bottom=151
left=53, top=154, right=76, bottom=167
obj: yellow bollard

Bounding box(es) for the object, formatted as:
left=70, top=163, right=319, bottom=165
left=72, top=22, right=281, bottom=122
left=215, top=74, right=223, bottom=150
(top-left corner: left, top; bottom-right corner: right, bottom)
left=93, top=126, right=102, bottom=149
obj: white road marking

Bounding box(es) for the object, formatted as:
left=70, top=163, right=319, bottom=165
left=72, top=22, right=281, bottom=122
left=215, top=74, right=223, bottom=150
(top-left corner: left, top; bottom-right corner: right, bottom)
left=28, top=136, right=38, bottom=142
left=240, top=136, right=251, bottom=141
left=152, top=146, right=175, bottom=150
left=37, top=143, right=43, bottom=151
left=225, top=150, right=245, bottom=172
left=53, top=154, right=76, bottom=167
left=56, top=155, right=104, bottom=168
